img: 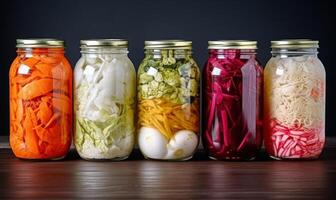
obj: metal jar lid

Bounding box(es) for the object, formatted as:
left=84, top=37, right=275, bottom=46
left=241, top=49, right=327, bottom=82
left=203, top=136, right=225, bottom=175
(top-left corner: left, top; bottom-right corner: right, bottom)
left=80, top=39, right=128, bottom=48
left=16, top=39, right=65, bottom=48
left=208, top=40, right=257, bottom=49
left=144, top=40, right=192, bottom=49
left=271, top=39, right=319, bottom=49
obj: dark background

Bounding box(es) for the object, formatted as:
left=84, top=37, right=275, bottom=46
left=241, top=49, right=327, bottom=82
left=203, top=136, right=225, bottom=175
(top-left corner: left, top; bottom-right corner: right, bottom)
left=0, top=0, right=334, bottom=136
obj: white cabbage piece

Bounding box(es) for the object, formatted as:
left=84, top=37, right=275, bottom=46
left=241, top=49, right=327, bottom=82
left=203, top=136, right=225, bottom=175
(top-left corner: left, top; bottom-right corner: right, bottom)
left=74, top=53, right=136, bottom=159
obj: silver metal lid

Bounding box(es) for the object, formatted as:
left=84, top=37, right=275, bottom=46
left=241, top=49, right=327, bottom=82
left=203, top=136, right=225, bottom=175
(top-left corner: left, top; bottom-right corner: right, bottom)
left=80, top=39, right=128, bottom=48
left=271, top=39, right=319, bottom=49
left=16, top=39, right=64, bottom=48
left=208, top=40, right=257, bottom=49
left=144, top=40, right=192, bottom=49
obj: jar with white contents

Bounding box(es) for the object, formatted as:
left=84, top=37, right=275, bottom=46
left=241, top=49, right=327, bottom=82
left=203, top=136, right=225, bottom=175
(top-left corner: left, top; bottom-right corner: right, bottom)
left=264, top=40, right=326, bottom=160
left=74, top=39, right=136, bottom=160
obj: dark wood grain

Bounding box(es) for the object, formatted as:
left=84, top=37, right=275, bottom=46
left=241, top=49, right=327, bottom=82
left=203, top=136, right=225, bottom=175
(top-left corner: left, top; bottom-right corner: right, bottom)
left=0, top=140, right=336, bottom=199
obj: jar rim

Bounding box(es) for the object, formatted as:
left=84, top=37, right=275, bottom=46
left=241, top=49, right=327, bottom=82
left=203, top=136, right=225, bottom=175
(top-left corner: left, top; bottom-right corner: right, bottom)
left=271, top=39, right=319, bottom=49
left=16, top=39, right=64, bottom=48
left=144, top=40, right=192, bottom=49
left=208, top=40, right=257, bottom=49
left=80, top=39, right=128, bottom=48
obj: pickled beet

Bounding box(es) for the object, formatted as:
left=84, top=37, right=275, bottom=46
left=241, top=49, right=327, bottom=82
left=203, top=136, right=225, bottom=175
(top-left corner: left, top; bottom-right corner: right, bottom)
left=202, top=49, right=263, bottom=160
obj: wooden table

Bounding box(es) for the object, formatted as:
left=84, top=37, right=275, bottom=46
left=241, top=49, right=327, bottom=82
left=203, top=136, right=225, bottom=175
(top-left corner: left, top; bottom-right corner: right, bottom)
left=0, top=137, right=335, bottom=199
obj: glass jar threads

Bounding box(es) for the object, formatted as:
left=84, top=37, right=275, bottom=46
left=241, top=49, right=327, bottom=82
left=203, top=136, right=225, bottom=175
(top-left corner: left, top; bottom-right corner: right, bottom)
left=9, top=39, right=72, bottom=159
left=203, top=40, right=263, bottom=160
left=74, top=39, right=136, bottom=160
left=137, top=40, right=200, bottom=160
left=264, top=40, right=326, bottom=160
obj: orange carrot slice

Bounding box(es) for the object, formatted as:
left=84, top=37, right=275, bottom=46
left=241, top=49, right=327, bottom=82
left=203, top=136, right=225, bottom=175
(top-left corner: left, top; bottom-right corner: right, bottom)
left=41, top=56, right=59, bottom=64
left=22, top=57, right=40, bottom=67
left=52, top=97, right=71, bottom=114
left=16, top=99, right=24, bottom=122
left=37, top=101, right=53, bottom=125
left=35, top=63, right=53, bottom=77
left=139, top=99, right=199, bottom=140
left=23, top=111, right=40, bottom=157
left=18, top=78, right=53, bottom=100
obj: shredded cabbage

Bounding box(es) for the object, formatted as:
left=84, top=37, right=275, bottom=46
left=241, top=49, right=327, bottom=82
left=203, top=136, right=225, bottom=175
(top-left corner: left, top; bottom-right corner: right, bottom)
left=264, top=55, right=325, bottom=129
left=74, top=53, right=135, bottom=159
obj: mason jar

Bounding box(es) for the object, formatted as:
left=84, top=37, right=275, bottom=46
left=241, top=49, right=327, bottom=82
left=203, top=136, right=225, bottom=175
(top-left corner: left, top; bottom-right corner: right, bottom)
left=264, top=40, right=326, bottom=160
left=74, top=39, right=136, bottom=160
left=137, top=40, right=200, bottom=161
left=9, top=39, right=72, bottom=160
left=203, top=40, right=263, bottom=160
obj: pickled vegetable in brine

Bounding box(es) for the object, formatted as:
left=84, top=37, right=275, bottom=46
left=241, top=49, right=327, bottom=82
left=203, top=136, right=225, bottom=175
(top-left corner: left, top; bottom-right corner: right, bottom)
left=9, top=40, right=72, bottom=160
left=137, top=41, right=200, bottom=161
left=203, top=42, right=263, bottom=160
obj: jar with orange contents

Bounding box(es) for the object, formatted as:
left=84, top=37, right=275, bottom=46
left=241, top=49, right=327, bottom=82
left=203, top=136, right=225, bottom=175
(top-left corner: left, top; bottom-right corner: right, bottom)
left=9, top=39, right=72, bottom=160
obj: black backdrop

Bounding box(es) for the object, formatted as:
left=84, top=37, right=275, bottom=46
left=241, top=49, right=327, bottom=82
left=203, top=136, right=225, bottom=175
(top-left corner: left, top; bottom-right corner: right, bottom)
left=0, top=0, right=334, bottom=136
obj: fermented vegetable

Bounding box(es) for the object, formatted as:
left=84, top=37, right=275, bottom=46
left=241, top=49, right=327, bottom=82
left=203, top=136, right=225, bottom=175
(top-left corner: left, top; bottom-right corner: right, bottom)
left=138, top=41, right=200, bottom=160
left=203, top=41, right=263, bottom=160
left=74, top=40, right=136, bottom=160
left=264, top=40, right=325, bottom=159
left=9, top=39, right=72, bottom=159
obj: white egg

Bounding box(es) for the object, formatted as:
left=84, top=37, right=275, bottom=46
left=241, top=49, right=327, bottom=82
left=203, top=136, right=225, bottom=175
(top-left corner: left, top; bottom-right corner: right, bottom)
left=138, top=127, right=168, bottom=159
left=166, top=130, right=198, bottom=159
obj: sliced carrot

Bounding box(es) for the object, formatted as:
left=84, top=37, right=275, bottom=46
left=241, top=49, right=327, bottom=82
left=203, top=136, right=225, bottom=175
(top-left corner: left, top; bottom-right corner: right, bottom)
left=35, top=126, right=50, bottom=143
left=37, top=101, right=53, bottom=125
left=22, top=57, right=40, bottom=68
left=52, top=93, right=71, bottom=112
left=35, top=63, right=53, bottom=77
left=10, top=52, right=72, bottom=159
left=16, top=99, right=24, bottom=122
left=23, top=111, right=40, bottom=157
left=45, top=113, right=61, bottom=128
left=9, top=57, right=21, bottom=77
left=139, top=99, right=199, bottom=140
left=35, top=125, right=58, bottom=144
left=47, top=123, right=62, bottom=141
left=18, top=78, right=53, bottom=100
left=60, top=116, right=71, bottom=145
left=41, top=56, right=59, bottom=64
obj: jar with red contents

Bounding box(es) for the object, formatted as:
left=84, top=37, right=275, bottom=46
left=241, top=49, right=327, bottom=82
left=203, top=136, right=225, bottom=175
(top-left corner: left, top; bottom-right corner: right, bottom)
left=202, top=40, right=263, bottom=160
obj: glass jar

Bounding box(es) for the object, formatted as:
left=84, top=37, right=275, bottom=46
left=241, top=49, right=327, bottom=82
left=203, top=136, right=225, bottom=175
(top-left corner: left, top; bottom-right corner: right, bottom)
left=74, top=39, right=136, bottom=160
left=9, top=39, right=72, bottom=160
left=264, top=40, right=326, bottom=160
left=137, top=40, right=200, bottom=161
left=203, top=40, right=263, bottom=160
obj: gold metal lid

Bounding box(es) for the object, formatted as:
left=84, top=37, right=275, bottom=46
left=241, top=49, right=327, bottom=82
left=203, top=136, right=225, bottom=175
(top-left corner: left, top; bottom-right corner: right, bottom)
left=208, top=40, right=257, bottom=49
left=16, top=39, right=64, bottom=48
left=271, top=39, right=319, bottom=49
left=144, top=40, right=192, bottom=49
left=80, top=39, right=128, bottom=48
